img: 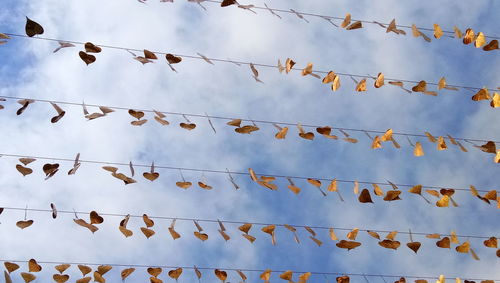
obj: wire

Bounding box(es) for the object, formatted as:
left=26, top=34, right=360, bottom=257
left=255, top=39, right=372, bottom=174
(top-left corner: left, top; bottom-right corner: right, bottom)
left=202, top=0, right=500, bottom=41
left=0, top=206, right=496, bottom=239
left=0, top=94, right=498, bottom=145
left=3, top=33, right=498, bottom=92
left=0, top=152, right=496, bottom=193
left=1, top=258, right=497, bottom=281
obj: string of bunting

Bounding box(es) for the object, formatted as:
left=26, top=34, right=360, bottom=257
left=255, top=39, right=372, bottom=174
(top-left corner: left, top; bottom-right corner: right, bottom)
left=2, top=26, right=500, bottom=107
left=1, top=95, right=500, bottom=164
left=2, top=258, right=498, bottom=283
left=1, top=206, right=499, bottom=260
left=135, top=0, right=500, bottom=54
left=2, top=153, right=499, bottom=208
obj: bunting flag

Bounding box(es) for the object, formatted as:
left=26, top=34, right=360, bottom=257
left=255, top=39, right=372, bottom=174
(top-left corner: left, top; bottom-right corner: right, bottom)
left=1, top=97, right=499, bottom=163
left=1, top=207, right=499, bottom=260
left=146, top=1, right=500, bottom=53
left=2, top=24, right=499, bottom=107
left=5, top=154, right=500, bottom=207
left=2, top=259, right=497, bottom=283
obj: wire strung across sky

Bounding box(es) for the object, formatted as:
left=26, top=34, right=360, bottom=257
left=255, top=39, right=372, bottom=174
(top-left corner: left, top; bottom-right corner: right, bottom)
left=1, top=206, right=496, bottom=239
left=0, top=152, right=496, bottom=193
left=1, top=258, right=497, bottom=281
left=3, top=33, right=499, bottom=93
left=201, top=0, right=500, bottom=40
left=0, top=94, right=498, bottom=145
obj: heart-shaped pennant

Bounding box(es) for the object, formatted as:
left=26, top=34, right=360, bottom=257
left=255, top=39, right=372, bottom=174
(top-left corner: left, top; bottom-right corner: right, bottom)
left=274, top=124, right=288, bottom=139
left=144, top=49, right=157, bottom=60
left=21, top=272, right=36, bottom=283
left=214, top=269, right=227, bottom=282
left=336, top=240, right=362, bottom=250
left=484, top=237, right=498, bottom=248
left=406, top=242, right=421, bottom=253
left=140, top=227, right=155, bottom=239
left=483, top=40, right=499, bottom=51
left=412, top=81, right=427, bottom=92
left=53, top=274, right=70, bottom=283
left=16, top=220, right=34, bottom=229
left=299, top=132, right=314, bottom=140
left=4, top=262, right=20, bottom=273
left=120, top=268, right=135, bottom=281
left=128, top=109, right=145, bottom=120
left=16, top=164, right=33, bottom=176
left=77, top=265, right=92, bottom=277
left=166, top=54, right=182, bottom=64
left=358, top=189, right=374, bottom=203
left=147, top=267, right=162, bottom=278
left=235, top=125, right=259, bottom=134
left=143, top=171, right=159, bottom=181
left=286, top=178, right=301, bottom=195
left=79, top=52, right=96, bottom=65
left=194, top=231, right=209, bottom=241
left=176, top=181, right=192, bottom=189
left=73, top=219, right=98, bottom=233
left=143, top=162, right=159, bottom=181
left=383, top=190, right=402, bottom=201
left=378, top=239, right=401, bottom=250
left=42, top=163, right=59, bottom=178
left=436, top=237, right=451, bottom=248
left=89, top=211, right=104, bottom=224
left=84, top=42, right=102, bottom=53
left=25, top=17, right=44, bottom=37
left=28, top=259, right=42, bottom=272
left=55, top=264, right=71, bottom=274
left=119, top=226, right=133, bottom=238
left=456, top=241, right=471, bottom=253
left=142, top=214, right=154, bottom=228
left=179, top=122, right=196, bottom=130
left=471, top=88, right=491, bottom=101
left=168, top=268, right=183, bottom=280
left=96, top=266, right=110, bottom=275
left=131, top=119, right=147, bottom=126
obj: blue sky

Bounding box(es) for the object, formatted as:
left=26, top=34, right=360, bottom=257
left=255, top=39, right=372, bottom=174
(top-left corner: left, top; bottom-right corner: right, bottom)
left=0, top=0, right=499, bottom=282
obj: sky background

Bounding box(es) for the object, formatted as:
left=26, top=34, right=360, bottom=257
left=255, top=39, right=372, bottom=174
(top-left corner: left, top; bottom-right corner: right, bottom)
left=0, top=0, right=499, bottom=282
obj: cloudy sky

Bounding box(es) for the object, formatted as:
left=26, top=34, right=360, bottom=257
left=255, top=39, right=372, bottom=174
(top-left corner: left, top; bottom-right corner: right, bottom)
left=0, top=0, right=499, bottom=282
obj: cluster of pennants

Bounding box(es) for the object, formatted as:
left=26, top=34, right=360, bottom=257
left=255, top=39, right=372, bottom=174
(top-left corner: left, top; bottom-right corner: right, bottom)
left=5, top=261, right=495, bottom=283
left=137, top=0, right=500, bottom=53
left=4, top=260, right=193, bottom=283
left=300, top=61, right=498, bottom=108
left=8, top=155, right=500, bottom=208
left=2, top=97, right=500, bottom=163
left=3, top=18, right=500, bottom=108
left=52, top=40, right=500, bottom=107
left=248, top=168, right=500, bottom=208
left=7, top=153, right=500, bottom=208
left=220, top=1, right=499, bottom=52
left=4, top=206, right=500, bottom=260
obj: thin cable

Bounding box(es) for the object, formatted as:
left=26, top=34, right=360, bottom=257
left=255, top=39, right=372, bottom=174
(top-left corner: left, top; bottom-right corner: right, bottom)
left=203, top=0, right=500, bottom=40
left=0, top=206, right=496, bottom=239
left=0, top=94, right=498, bottom=144
left=3, top=33, right=498, bottom=92
left=0, top=152, right=496, bottom=193
left=1, top=258, right=496, bottom=281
